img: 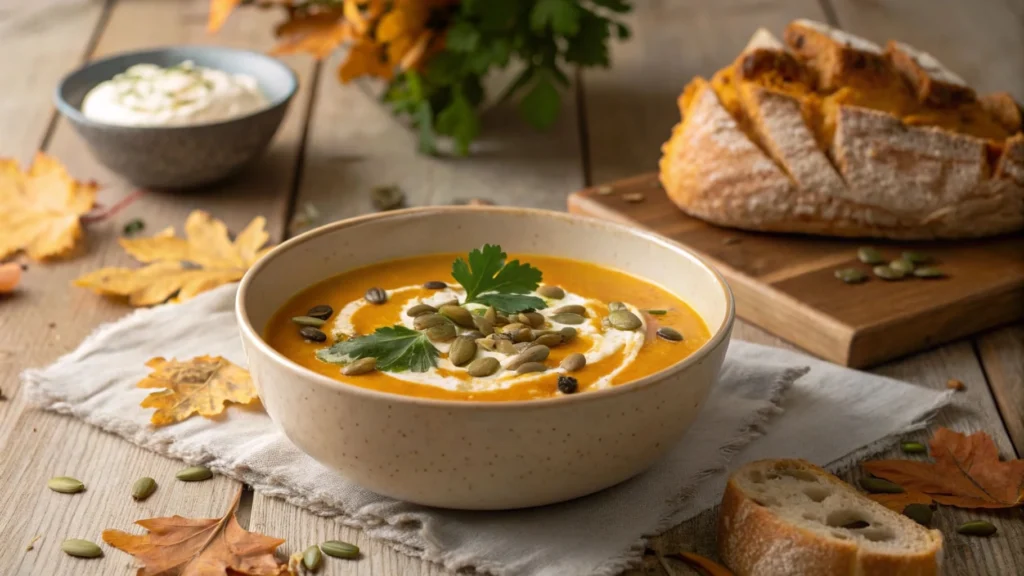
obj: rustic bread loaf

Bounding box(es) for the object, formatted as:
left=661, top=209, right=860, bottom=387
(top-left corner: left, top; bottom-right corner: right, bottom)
left=659, top=21, right=1024, bottom=239
left=717, top=459, right=943, bottom=576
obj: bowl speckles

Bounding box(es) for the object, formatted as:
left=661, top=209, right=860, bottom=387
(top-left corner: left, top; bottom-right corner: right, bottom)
left=54, top=46, right=297, bottom=190
left=236, top=207, right=735, bottom=509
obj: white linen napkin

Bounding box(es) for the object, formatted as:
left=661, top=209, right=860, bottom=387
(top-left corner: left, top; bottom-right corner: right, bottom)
left=24, top=284, right=954, bottom=576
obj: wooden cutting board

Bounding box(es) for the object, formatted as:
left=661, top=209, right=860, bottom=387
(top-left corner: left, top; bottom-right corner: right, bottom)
left=568, top=173, right=1024, bottom=368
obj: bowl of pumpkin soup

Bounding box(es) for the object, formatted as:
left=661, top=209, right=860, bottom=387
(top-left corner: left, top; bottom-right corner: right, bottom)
left=237, top=207, right=734, bottom=509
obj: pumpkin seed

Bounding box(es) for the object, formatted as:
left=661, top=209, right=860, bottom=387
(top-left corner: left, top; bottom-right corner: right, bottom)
left=306, top=305, right=333, bottom=320
left=644, top=309, right=668, bottom=315
left=512, top=327, right=534, bottom=343
left=343, top=357, right=377, bottom=375
left=299, top=327, right=327, bottom=342
left=176, top=465, right=213, bottom=482
left=303, top=545, right=323, bottom=571
left=462, top=330, right=485, bottom=340
left=560, top=353, right=586, bottom=372
left=551, top=312, right=585, bottom=325
left=657, top=327, right=684, bottom=342
left=522, top=312, right=546, bottom=328
left=834, top=268, right=867, bottom=284
left=406, top=303, right=437, bottom=317
left=516, top=362, right=547, bottom=374
left=957, top=520, right=997, bottom=537
left=131, top=477, right=157, bottom=501
left=496, top=339, right=518, bottom=355
left=364, top=287, right=387, bottom=304
left=607, top=301, right=626, bottom=312
left=608, top=310, right=642, bottom=330
left=321, top=540, right=360, bottom=559
left=902, top=503, right=933, bottom=527
left=507, top=345, right=550, bottom=370
left=48, top=476, right=85, bottom=494
left=467, top=357, right=500, bottom=377
left=448, top=337, right=477, bottom=367
left=476, top=337, right=497, bottom=351
left=859, top=477, right=903, bottom=494
left=534, top=333, right=563, bottom=348
left=371, top=185, right=404, bottom=211
left=436, top=298, right=459, bottom=308
left=900, top=441, right=927, bottom=454
left=426, top=323, right=457, bottom=342
left=557, top=375, right=579, bottom=394
left=440, top=304, right=475, bottom=328
left=552, top=304, right=587, bottom=316
left=902, top=251, right=931, bottom=264
left=514, top=341, right=532, bottom=352
left=538, top=285, right=565, bottom=299
left=622, top=192, right=645, bottom=203
left=291, top=315, right=326, bottom=327
left=493, top=313, right=510, bottom=326
left=873, top=265, right=906, bottom=281
left=413, top=313, right=448, bottom=330
left=483, top=306, right=497, bottom=324
left=501, top=322, right=526, bottom=334
left=913, top=266, right=945, bottom=279
left=472, top=315, right=494, bottom=335
left=62, top=538, right=102, bottom=558
left=423, top=281, right=447, bottom=289
left=559, top=327, right=578, bottom=343
left=890, top=259, right=915, bottom=274
left=857, top=246, right=884, bottom=265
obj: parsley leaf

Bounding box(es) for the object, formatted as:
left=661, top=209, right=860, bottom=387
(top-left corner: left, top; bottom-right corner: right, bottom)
left=452, top=244, right=546, bottom=313
left=317, top=326, right=439, bottom=373
left=530, top=0, right=581, bottom=37
left=520, top=76, right=561, bottom=129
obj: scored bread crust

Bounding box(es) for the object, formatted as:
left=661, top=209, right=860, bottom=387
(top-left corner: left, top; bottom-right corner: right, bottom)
left=717, top=459, right=943, bottom=576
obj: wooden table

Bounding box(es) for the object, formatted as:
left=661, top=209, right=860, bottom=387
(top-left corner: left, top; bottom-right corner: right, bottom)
left=1, top=1, right=1021, bottom=574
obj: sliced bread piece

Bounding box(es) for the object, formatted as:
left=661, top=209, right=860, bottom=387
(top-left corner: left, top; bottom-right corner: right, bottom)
left=718, top=459, right=943, bottom=576
left=887, top=40, right=975, bottom=107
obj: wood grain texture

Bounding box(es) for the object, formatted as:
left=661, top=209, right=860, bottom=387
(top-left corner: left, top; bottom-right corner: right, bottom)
left=569, top=177, right=1024, bottom=368
left=0, top=0, right=315, bottom=573
left=977, top=326, right=1024, bottom=455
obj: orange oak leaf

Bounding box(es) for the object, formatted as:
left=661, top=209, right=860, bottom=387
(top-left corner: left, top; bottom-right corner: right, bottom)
left=863, top=427, right=1024, bottom=509
left=73, top=210, right=272, bottom=306
left=664, top=551, right=735, bottom=576
left=272, top=9, right=352, bottom=59
left=866, top=490, right=934, bottom=512
left=0, top=262, right=22, bottom=293
left=103, top=488, right=288, bottom=576
left=0, top=153, right=97, bottom=261
left=136, top=356, right=259, bottom=427
left=208, top=0, right=242, bottom=32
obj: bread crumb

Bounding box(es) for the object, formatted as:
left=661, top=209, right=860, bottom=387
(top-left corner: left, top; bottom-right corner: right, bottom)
left=947, top=378, right=965, bottom=391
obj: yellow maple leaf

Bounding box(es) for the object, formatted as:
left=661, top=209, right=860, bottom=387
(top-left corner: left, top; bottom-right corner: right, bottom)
left=73, top=210, right=272, bottom=306
left=137, top=356, right=258, bottom=426
left=208, top=0, right=242, bottom=32
left=338, top=37, right=394, bottom=82
left=0, top=153, right=97, bottom=261
left=271, top=9, right=353, bottom=59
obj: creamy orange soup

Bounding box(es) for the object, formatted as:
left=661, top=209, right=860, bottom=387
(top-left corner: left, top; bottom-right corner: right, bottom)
left=265, top=253, right=710, bottom=401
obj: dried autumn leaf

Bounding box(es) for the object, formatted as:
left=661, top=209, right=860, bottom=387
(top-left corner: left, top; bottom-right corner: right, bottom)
left=338, top=38, right=394, bottom=82
left=867, top=490, right=934, bottom=513
left=863, top=427, right=1024, bottom=509
left=103, top=488, right=288, bottom=576
left=0, top=263, right=22, bottom=294
left=0, top=153, right=97, bottom=261
left=272, top=9, right=352, bottom=59
left=137, top=356, right=258, bottom=426
left=73, top=210, right=272, bottom=306
left=664, top=551, right=735, bottom=576
left=208, top=0, right=242, bottom=32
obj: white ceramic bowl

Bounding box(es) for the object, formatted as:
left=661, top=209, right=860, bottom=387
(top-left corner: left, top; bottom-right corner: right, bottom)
left=236, top=207, right=734, bottom=509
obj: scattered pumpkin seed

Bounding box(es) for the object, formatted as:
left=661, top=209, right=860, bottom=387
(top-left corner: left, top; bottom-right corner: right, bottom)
left=291, top=316, right=326, bottom=328
left=483, top=307, right=497, bottom=324
left=873, top=265, right=906, bottom=281
left=900, top=441, right=927, bottom=454
left=496, top=339, right=518, bottom=355
left=513, top=327, right=535, bottom=343
left=538, top=285, right=566, bottom=299
left=902, top=503, right=933, bottom=527
left=423, top=281, right=447, bottom=289
left=306, top=305, right=333, bottom=320
left=476, top=337, right=497, bottom=351
left=501, top=322, right=526, bottom=333
left=552, top=304, right=587, bottom=316
left=559, top=327, right=578, bottom=343
left=560, top=353, right=587, bottom=372
left=131, top=477, right=157, bottom=501
left=890, top=259, right=915, bottom=274
left=462, top=330, right=485, bottom=340
left=406, top=303, right=437, bottom=317
left=557, top=375, right=579, bottom=394
left=299, top=327, right=327, bottom=342
left=413, top=313, right=448, bottom=330
left=47, top=476, right=85, bottom=494
left=644, top=309, right=668, bottom=315
left=857, top=246, right=884, bottom=265
left=370, top=185, right=405, bottom=211
left=472, top=315, right=494, bottom=335
left=947, top=378, right=965, bottom=391
left=493, top=313, right=510, bottom=326
left=607, top=301, right=626, bottom=312
left=436, top=298, right=459, bottom=308
left=61, top=538, right=103, bottom=558
left=343, top=357, right=377, bottom=375
left=551, top=312, right=585, bottom=325
left=440, top=304, right=475, bottom=328
left=533, top=333, right=563, bottom=348
left=507, top=345, right=550, bottom=370
left=522, top=312, right=546, bottom=328
left=467, top=357, right=500, bottom=377
left=176, top=466, right=213, bottom=482
left=321, top=540, right=360, bottom=559
left=608, top=310, right=642, bottom=330
left=913, top=266, right=945, bottom=279
left=448, top=337, right=477, bottom=367
left=657, top=327, right=684, bottom=342
left=516, top=362, right=547, bottom=374
left=596, top=185, right=613, bottom=195
left=514, top=341, right=533, bottom=352
left=834, top=268, right=867, bottom=284
left=622, top=192, right=645, bottom=203
left=426, top=323, right=457, bottom=342
left=364, top=287, right=387, bottom=304
left=902, top=250, right=931, bottom=264
left=957, top=520, right=997, bottom=537
left=302, top=545, right=323, bottom=571
left=859, top=477, right=904, bottom=494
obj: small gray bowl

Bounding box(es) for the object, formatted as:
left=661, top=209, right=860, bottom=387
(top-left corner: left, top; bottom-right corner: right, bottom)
left=55, top=46, right=298, bottom=190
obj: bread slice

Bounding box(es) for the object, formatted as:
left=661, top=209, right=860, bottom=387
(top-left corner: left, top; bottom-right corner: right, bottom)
left=718, top=459, right=943, bottom=576
left=887, top=40, right=975, bottom=107
left=783, top=19, right=902, bottom=93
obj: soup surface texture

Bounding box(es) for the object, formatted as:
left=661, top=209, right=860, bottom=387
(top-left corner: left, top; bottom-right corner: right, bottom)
left=265, top=252, right=710, bottom=401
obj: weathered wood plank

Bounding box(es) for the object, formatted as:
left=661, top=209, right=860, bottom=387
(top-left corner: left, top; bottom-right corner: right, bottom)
left=0, top=0, right=315, bottom=573
left=977, top=326, right=1024, bottom=455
